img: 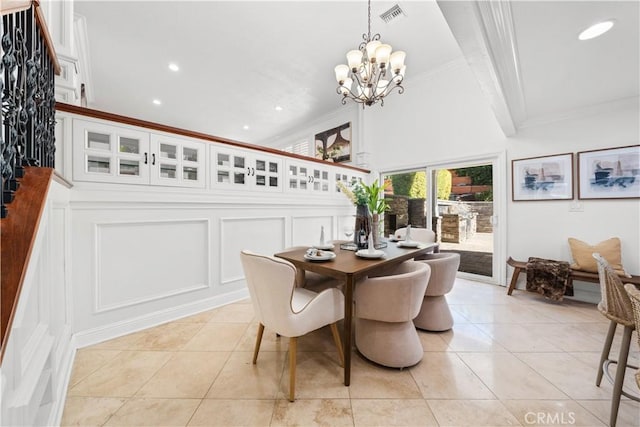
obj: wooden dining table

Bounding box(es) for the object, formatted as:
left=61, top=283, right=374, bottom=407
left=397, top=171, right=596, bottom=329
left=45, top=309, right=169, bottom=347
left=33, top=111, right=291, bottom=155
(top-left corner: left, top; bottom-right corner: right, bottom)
left=274, top=240, right=437, bottom=386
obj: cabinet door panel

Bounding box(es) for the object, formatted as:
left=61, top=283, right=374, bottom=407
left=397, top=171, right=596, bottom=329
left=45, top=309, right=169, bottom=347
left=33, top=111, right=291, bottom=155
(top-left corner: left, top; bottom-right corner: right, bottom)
left=150, top=134, right=206, bottom=188
left=73, top=119, right=150, bottom=184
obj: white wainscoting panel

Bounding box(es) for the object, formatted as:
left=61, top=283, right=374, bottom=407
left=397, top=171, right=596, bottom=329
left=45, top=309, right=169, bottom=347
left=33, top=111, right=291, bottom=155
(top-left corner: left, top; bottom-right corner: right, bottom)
left=220, top=216, right=285, bottom=285
left=95, top=219, right=210, bottom=312
left=291, top=215, right=334, bottom=247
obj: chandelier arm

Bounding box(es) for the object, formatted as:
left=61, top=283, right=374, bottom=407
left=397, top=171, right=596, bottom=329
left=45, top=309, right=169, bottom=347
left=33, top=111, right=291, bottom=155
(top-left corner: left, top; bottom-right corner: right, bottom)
left=336, top=84, right=367, bottom=104
left=381, top=83, right=405, bottom=98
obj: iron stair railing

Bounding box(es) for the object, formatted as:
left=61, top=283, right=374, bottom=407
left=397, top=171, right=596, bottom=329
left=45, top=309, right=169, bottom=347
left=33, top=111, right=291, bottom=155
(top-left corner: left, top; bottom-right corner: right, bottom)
left=1, top=1, right=59, bottom=218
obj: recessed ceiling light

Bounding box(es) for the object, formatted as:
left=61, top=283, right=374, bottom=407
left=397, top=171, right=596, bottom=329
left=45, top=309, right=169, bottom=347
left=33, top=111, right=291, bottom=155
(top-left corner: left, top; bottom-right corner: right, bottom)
left=168, top=63, right=180, bottom=72
left=275, top=106, right=283, bottom=111
left=578, top=20, right=615, bottom=41
left=152, top=99, right=162, bottom=105
left=243, top=125, right=250, bottom=130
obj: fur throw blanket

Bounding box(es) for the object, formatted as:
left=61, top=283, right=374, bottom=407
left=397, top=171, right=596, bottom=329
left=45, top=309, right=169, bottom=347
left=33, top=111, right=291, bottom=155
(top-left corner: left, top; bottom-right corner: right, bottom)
left=526, top=257, right=572, bottom=301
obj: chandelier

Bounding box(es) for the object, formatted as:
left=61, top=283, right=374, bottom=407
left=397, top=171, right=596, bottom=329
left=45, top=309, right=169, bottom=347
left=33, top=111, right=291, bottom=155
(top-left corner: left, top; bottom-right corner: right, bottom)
left=334, top=0, right=406, bottom=107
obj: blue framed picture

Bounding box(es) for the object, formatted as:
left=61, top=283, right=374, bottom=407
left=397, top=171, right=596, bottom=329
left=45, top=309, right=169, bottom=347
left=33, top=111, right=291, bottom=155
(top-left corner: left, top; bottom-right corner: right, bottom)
left=512, top=153, right=574, bottom=201
left=578, top=145, right=640, bottom=200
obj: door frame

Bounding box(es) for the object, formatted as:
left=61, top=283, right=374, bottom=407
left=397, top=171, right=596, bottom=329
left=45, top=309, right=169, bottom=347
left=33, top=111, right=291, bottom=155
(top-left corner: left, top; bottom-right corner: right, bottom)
left=424, top=151, right=506, bottom=285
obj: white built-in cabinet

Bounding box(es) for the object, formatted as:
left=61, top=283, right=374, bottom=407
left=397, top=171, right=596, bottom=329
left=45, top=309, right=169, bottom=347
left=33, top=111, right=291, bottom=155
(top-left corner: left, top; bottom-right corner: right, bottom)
left=73, top=119, right=205, bottom=188
left=286, top=160, right=332, bottom=194
left=70, top=116, right=367, bottom=195
left=211, top=147, right=283, bottom=192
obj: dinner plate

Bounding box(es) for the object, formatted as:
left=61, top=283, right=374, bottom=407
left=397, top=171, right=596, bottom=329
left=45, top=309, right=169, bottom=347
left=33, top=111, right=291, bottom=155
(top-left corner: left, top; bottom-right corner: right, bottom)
left=304, top=252, right=336, bottom=262
left=397, top=240, right=420, bottom=248
left=313, top=243, right=335, bottom=250
left=355, top=249, right=385, bottom=259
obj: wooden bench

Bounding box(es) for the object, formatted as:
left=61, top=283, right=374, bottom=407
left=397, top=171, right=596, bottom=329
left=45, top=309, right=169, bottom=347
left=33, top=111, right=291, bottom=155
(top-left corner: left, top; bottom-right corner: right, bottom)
left=506, top=257, right=640, bottom=295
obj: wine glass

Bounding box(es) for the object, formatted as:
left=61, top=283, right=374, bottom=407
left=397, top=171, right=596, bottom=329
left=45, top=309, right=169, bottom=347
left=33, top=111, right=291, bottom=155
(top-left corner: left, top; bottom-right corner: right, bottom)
left=343, top=225, right=354, bottom=241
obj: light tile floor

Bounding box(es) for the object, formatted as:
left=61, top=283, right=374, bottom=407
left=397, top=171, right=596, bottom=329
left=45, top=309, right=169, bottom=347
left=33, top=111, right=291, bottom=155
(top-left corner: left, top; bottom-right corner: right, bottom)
left=61, top=279, right=640, bottom=426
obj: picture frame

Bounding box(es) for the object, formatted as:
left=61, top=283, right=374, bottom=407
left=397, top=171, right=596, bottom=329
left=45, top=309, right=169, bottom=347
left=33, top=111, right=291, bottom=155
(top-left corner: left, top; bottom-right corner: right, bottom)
left=314, top=122, right=351, bottom=163
left=577, top=145, right=640, bottom=200
left=511, top=153, right=574, bottom=201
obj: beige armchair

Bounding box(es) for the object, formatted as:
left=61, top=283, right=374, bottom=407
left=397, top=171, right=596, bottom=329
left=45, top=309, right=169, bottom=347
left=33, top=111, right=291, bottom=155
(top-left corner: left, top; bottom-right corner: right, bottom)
left=394, top=227, right=438, bottom=255
left=282, top=246, right=343, bottom=292
left=240, top=250, right=344, bottom=401
left=394, top=226, right=436, bottom=244
left=414, top=252, right=460, bottom=331
left=354, top=261, right=430, bottom=368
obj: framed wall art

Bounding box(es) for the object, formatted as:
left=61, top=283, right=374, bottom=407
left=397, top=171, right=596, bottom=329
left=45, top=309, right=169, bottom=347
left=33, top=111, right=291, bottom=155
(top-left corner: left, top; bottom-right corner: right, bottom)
left=512, top=153, right=574, bottom=201
left=577, top=145, right=640, bottom=200
left=314, top=122, right=351, bottom=163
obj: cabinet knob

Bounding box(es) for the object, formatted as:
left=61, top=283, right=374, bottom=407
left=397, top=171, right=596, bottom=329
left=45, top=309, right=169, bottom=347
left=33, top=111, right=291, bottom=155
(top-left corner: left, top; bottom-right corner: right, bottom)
left=152, top=153, right=156, bottom=165
left=144, top=152, right=148, bottom=164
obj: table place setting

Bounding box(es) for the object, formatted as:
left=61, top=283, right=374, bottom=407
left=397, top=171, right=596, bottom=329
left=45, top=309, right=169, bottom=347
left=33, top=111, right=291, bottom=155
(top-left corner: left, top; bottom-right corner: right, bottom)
left=355, top=233, right=385, bottom=259
left=304, top=226, right=336, bottom=261
left=304, top=248, right=336, bottom=261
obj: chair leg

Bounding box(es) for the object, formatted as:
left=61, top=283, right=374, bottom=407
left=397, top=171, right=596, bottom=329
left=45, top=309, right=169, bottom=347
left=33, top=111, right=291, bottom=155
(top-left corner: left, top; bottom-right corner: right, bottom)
left=253, top=323, right=265, bottom=364
left=609, top=325, right=633, bottom=427
left=289, top=337, right=297, bottom=402
left=330, top=323, right=344, bottom=367
left=597, top=320, right=617, bottom=386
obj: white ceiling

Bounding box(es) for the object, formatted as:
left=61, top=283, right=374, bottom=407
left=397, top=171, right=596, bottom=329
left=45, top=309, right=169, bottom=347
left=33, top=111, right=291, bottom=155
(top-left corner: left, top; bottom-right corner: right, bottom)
left=73, top=0, right=639, bottom=145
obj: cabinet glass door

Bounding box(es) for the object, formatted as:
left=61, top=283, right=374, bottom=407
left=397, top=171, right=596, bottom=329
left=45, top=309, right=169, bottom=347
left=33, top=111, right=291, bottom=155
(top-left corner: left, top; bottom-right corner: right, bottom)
left=151, top=135, right=205, bottom=188
left=73, top=119, right=150, bottom=184
left=253, top=156, right=282, bottom=192
left=312, top=168, right=331, bottom=193
left=212, top=148, right=251, bottom=190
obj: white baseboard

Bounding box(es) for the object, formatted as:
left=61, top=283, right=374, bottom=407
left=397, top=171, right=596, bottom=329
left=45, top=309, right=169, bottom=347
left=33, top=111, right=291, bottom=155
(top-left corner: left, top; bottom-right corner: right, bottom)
left=73, top=288, right=249, bottom=349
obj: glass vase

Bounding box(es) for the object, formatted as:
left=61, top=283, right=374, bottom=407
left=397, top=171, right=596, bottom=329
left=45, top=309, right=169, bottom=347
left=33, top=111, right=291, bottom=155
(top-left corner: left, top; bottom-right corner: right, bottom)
left=354, top=205, right=372, bottom=246
left=371, top=213, right=381, bottom=248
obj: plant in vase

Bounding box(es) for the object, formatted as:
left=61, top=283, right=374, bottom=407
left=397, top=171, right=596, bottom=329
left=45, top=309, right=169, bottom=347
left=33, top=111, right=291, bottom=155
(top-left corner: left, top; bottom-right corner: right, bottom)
left=362, top=179, right=389, bottom=247
left=337, top=179, right=389, bottom=247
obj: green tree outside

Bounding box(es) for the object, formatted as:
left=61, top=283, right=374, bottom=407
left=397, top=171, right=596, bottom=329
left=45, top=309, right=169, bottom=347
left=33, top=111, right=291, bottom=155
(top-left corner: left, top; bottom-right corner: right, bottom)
left=437, top=169, right=452, bottom=200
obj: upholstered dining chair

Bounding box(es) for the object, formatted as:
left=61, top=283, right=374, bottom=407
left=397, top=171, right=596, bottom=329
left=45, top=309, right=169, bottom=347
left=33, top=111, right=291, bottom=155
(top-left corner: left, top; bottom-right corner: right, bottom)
left=414, top=252, right=460, bottom=331
left=282, top=246, right=343, bottom=292
left=394, top=227, right=438, bottom=256
left=593, top=253, right=639, bottom=427
left=623, top=283, right=640, bottom=389
left=354, top=261, right=430, bottom=368
left=394, top=227, right=436, bottom=244
left=240, top=250, right=345, bottom=402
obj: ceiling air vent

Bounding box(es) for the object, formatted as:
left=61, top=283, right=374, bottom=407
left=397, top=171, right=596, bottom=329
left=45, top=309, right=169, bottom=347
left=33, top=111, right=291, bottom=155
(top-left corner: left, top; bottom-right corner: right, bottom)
left=379, top=4, right=406, bottom=24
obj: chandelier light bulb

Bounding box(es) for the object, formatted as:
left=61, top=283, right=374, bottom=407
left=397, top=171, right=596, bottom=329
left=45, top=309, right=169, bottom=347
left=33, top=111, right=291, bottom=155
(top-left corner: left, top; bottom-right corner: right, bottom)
left=334, top=64, right=349, bottom=83
left=340, top=78, right=353, bottom=95
left=375, top=44, right=392, bottom=66
left=365, top=40, right=381, bottom=62
left=390, top=51, right=406, bottom=72
left=347, top=50, right=363, bottom=71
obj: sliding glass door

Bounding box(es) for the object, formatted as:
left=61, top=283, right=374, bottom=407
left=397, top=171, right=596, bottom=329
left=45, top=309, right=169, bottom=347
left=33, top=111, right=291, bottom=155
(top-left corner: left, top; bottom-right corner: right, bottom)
left=382, top=153, right=506, bottom=285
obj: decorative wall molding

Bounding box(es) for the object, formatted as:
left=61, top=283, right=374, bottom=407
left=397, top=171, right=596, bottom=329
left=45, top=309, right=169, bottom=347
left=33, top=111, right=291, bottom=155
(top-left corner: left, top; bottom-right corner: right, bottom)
left=219, top=216, right=286, bottom=285
left=93, top=219, right=210, bottom=313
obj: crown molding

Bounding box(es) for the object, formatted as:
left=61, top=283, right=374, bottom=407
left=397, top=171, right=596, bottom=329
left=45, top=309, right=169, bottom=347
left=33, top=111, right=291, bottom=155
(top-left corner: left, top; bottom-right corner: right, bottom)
left=519, top=96, right=639, bottom=130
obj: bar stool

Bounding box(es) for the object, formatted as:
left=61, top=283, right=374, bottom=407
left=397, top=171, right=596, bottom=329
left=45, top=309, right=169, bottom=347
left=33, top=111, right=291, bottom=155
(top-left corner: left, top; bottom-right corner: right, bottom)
left=623, top=283, right=640, bottom=389
left=592, top=253, right=639, bottom=427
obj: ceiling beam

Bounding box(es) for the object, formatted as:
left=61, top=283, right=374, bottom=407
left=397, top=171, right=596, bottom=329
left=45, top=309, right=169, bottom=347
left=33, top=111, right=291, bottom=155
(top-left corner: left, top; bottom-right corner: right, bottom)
left=438, top=0, right=526, bottom=136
